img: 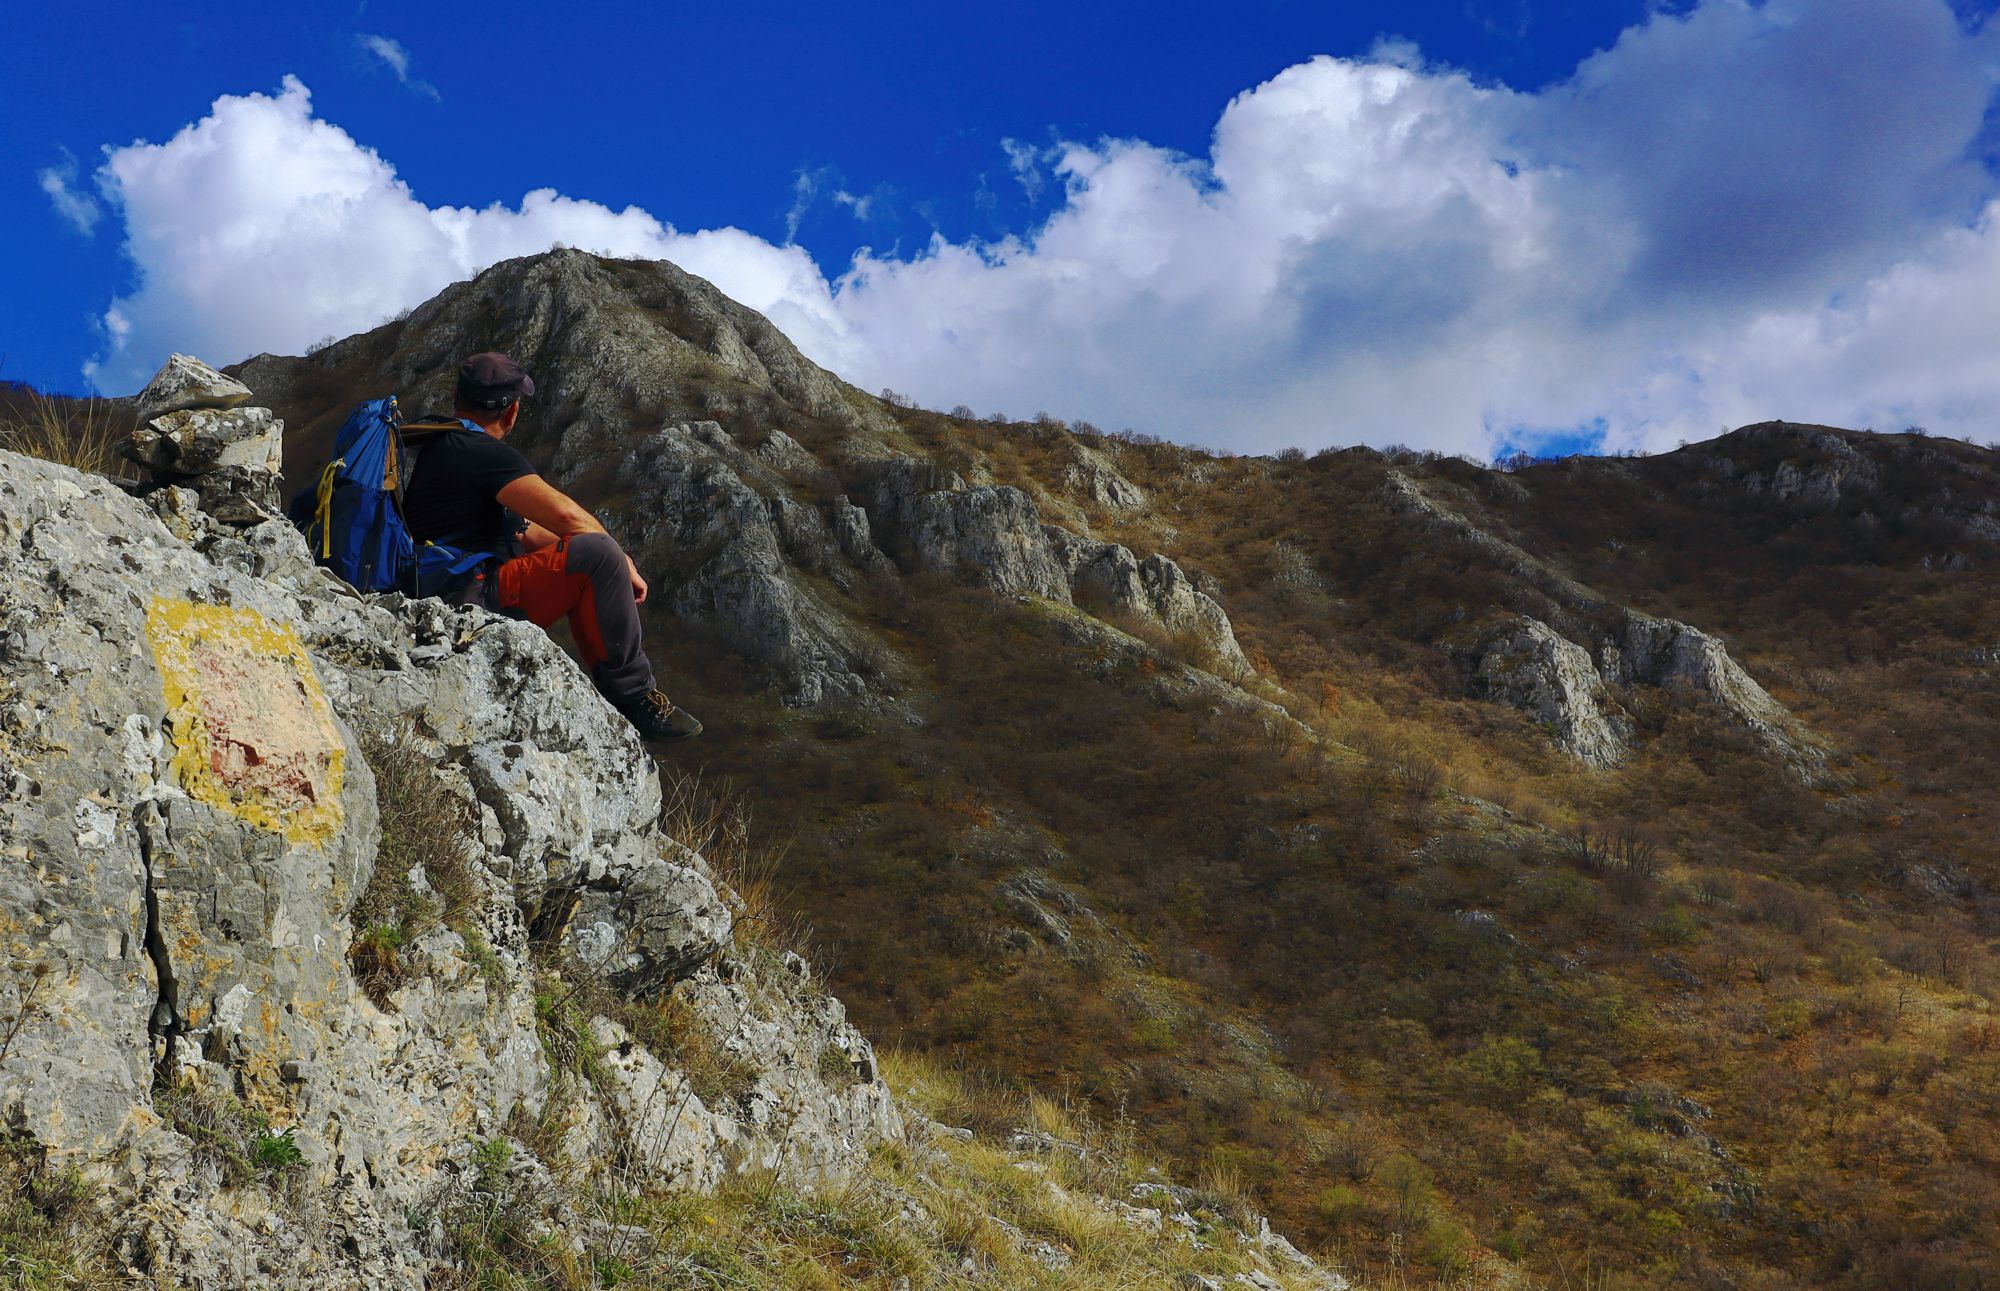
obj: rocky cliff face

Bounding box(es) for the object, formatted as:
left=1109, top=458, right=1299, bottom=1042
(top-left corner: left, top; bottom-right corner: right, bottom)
left=1390, top=467, right=1825, bottom=775
left=0, top=431, right=899, bottom=1286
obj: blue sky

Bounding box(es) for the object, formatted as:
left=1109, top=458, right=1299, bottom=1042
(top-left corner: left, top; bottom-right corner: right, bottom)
left=9, top=0, right=2000, bottom=456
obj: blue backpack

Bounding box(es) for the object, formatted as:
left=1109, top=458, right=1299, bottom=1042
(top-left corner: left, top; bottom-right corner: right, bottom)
left=288, top=396, right=496, bottom=596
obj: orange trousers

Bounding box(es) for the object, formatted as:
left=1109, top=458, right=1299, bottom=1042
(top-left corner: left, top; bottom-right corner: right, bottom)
left=492, top=533, right=656, bottom=700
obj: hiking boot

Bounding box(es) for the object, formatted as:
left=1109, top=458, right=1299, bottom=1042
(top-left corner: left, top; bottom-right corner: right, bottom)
left=615, top=690, right=703, bottom=742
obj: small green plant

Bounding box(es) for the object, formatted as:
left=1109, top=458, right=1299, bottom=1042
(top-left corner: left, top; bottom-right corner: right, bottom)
left=1458, top=1034, right=1545, bottom=1100
left=470, top=1136, right=513, bottom=1192
left=1132, top=1016, right=1178, bottom=1053
left=251, top=1128, right=305, bottom=1175
left=533, top=973, right=612, bottom=1093
left=155, top=1079, right=306, bottom=1188
left=1313, top=1182, right=1368, bottom=1225
left=817, top=1043, right=856, bottom=1086
left=1651, top=905, right=1701, bottom=948
left=459, top=925, right=510, bottom=993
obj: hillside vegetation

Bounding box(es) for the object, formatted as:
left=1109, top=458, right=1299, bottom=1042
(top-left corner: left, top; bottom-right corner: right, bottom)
left=163, top=248, right=2000, bottom=1288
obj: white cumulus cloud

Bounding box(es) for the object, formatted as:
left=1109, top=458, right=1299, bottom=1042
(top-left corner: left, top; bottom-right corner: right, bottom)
left=80, top=0, right=2000, bottom=457
left=86, top=77, right=851, bottom=392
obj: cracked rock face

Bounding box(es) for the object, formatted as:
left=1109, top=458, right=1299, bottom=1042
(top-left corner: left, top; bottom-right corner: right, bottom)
left=0, top=448, right=899, bottom=1289
left=1473, top=617, right=1630, bottom=769
left=867, top=458, right=1252, bottom=672
left=615, top=421, right=880, bottom=707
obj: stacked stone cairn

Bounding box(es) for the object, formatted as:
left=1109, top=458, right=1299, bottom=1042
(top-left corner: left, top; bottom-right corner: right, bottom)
left=116, top=353, right=284, bottom=526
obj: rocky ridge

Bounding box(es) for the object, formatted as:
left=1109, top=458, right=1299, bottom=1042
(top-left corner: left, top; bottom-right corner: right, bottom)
left=229, top=246, right=1842, bottom=780
left=1388, top=468, right=1825, bottom=773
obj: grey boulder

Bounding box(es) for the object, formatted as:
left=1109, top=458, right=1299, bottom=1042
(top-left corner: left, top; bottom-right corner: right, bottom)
left=133, top=353, right=253, bottom=423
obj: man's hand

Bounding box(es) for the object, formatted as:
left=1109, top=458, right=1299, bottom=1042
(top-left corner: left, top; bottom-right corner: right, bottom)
left=517, top=519, right=561, bottom=554
left=495, top=473, right=647, bottom=601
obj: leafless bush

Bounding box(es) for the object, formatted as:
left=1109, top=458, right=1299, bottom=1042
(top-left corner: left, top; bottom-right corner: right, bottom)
left=658, top=767, right=802, bottom=957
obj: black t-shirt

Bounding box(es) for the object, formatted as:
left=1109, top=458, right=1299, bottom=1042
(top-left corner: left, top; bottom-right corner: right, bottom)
left=401, top=422, right=536, bottom=555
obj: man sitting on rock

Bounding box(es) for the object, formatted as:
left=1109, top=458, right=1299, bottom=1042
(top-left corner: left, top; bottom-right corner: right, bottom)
left=402, top=352, right=702, bottom=743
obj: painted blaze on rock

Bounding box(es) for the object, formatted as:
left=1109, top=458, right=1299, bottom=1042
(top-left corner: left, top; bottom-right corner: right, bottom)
left=143, top=597, right=345, bottom=845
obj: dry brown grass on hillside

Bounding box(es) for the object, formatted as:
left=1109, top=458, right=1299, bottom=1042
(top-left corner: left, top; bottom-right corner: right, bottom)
left=0, top=385, right=132, bottom=477
left=655, top=409, right=2000, bottom=1289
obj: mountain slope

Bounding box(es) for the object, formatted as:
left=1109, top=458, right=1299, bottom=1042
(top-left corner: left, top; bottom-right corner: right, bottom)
left=0, top=423, right=1349, bottom=1290
left=232, top=249, right=2000, bottom=1290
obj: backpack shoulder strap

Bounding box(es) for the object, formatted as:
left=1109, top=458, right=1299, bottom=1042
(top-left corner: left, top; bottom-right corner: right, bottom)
left=397, top=414, right=466, bottom=439
left=393, top=415, right=470, bottom=501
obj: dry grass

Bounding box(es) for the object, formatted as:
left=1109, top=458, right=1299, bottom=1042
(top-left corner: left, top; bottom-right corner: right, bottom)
left=0, top=1134, right=124, bottom=1290
left=349, top=733, right=485, bottom=1008
left=0, top=387, right=128, bottom=477
left=419, top=1042, right=1347, bottom=1290
left=658, top=767, right=804, bottom=957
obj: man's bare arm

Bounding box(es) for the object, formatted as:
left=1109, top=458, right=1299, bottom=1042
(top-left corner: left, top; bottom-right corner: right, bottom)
left=495, top=475, right=649, bottom=603
left=495, top=474, right=605, bottom=538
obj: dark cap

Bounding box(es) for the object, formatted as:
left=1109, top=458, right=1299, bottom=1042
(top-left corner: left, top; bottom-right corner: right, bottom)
left=455, top=352, right=536, bottom=410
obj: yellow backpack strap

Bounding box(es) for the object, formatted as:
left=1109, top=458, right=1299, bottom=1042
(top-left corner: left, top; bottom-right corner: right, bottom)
left=314, top=459, right=341, bottom=559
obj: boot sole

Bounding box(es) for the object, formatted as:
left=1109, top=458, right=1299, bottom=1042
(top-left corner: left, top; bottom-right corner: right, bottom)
left=635, top=719, right=703, bottom=742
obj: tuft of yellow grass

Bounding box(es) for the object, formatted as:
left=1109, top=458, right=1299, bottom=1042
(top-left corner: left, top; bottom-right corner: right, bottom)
left=0, top=388, right=125, bottom=476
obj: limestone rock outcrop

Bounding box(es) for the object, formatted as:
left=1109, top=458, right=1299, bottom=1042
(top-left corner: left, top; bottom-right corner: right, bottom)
left=1047, top=528, right=1252, bottom=673
left=615, top=421, right=881, bottom=706
left=870, top=457, right=1252, bottom=672
left=1058, top=440, right=1148, bottom=510
left=133, top=353, right=253, bottom=424
left=0, top=446, right=899, bottom=1289
left=1472, top=617, right=1630, bottom=769
left=1607, top=611, right=1824, bottom=773
left=1393, top=466, right=1824, bottom=774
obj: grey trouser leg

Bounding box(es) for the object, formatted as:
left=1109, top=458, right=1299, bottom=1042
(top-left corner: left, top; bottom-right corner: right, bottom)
left=562, top=532, right=659, bottom=703
left=486, top=533, right=660, bottom=704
